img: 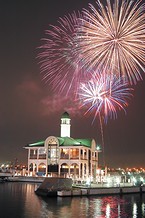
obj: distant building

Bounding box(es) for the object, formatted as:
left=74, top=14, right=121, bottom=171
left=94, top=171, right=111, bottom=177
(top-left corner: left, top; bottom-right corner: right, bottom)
left=25, top=112, right=101, bottom=181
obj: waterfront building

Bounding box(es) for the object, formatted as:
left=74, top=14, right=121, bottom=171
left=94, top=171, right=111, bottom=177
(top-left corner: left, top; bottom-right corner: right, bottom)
left=25, top=112, right=101, bottom=181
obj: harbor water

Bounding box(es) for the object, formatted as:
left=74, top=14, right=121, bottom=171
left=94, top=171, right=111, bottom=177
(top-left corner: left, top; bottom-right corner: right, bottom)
left=0, top=182, right=145, bottom=218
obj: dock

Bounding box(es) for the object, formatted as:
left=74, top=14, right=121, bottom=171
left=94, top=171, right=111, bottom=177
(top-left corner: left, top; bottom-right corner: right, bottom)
left=34, top=177, right=145, bottom=197
left=8, top=176, right=44, bottom=183
left=0, top=172, right=13, bottom=181
left=57, top=185, right=145, bottom=197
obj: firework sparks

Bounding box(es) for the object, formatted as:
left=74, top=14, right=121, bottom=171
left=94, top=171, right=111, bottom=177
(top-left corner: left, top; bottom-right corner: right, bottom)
left=38, top=11, right=85, bottom=96
left=79, top=70, right=133, bottom=123
left=77, top=0, right=145, bottom=84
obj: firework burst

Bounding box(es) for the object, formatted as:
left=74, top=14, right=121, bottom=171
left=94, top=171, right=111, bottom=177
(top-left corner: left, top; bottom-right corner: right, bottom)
left=38, top=11, right=85, bottom=96
left=77, top=0, right=145, bottom=84
left=79, top=70, right=133, bottom=123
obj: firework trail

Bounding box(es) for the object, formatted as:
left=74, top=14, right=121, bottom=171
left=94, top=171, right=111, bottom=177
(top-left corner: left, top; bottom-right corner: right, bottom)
left=79, top=70, right=133, bottom=165
left=78, top=70, right=133, bottom=123
left=38, top=11, right=86, bottom=96
left=77, top=0, right=145, bottom=84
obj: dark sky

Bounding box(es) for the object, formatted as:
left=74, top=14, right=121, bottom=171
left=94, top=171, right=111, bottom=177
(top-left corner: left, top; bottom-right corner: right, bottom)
left=1, top=0, right=145, bottom=168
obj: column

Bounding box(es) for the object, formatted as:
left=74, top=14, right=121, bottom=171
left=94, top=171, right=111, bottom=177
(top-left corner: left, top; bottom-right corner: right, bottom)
left=28, top=149, right=30, bottom=175
left=68, top=165, right=70, bottom=177
left=78, top=163, right=80, bottom=180
left=36, top=163, right=38, bottom=173
left=45, top=145, right=48, bottom=176
left=82, top=163, right=84, bottom=180
left=37, top=149, right=39, bottom=160
left=33, top=163, right=35, bottom=176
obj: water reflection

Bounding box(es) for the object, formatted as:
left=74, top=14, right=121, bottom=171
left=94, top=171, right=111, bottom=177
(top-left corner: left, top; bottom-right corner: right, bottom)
left=142, top=202, right=145, bottom=216
left=0, top=183, right=145, bottom=218
left=39, top=195, right=138, bottom=218
left=133, top=203, right=137, bottom=218
left=88, top=196, right=127, bottom=218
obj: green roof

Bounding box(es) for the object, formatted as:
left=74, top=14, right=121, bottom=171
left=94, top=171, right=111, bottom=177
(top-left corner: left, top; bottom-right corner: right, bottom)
left=75, top=139, right=93, bottom=148
left=57, top=137, right=92, bottom=148
left=57, top=137, right=80, bottom=146
left=61, top=111, right=70, bottom=119
left=25, top=140, right=45, bottom=147
left=25, top=137, right=93, bottom=148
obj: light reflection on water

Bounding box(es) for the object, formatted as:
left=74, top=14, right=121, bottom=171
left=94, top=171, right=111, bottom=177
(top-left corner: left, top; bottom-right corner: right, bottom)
left=0, top=182, right=145, bottom=218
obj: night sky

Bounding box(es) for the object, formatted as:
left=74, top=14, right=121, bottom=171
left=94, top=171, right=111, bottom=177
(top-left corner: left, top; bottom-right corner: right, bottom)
left=1, top=0, right=145, bottom=168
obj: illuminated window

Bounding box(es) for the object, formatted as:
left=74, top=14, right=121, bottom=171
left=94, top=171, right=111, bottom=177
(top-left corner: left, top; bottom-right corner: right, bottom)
left=48, top=144, right=59, bottom=164
left=38, top=148, right=46, bottom=159
left=60, top=148, right=69, bottom=159
left=38, top=148, right=46, bottom=154
left=70, top=148, right=79, bottom=159
left=30, top=149, right=37, bottom=159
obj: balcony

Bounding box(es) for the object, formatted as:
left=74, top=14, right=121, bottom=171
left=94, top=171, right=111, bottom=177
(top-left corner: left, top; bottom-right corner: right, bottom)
left=38, top=154, right=46, bottom=159
left=92, top=157, right=98, bottom=161
left=80, top=155, right=87, bottom=160
left=60, top=153, right=69, bottom=159
left=29, top=155, right=37, bottom=159
left=70, top=156, right=79, bottom=160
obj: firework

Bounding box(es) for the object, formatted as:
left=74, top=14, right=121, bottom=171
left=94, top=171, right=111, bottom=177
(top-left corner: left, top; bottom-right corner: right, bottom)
left=79, top=70, right=133, bottom=123
left=77, top=0, right=145, bottom=84
left=38, top=11, right=85, bottom=96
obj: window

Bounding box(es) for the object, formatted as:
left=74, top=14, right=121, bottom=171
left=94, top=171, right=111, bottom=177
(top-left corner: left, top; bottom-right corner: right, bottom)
left=70, top=148, right=79, bottom=159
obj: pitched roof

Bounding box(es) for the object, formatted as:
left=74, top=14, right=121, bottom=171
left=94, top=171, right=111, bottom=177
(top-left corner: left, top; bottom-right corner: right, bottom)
left=75, top=138, right=93, bottom=147
left=25, top=137, right=93, bottom=148
left=25, top=140, right=45, bottom=147
left=61, top=111, right=70, bottom=119
left=57, top=137, right=81, bottom=146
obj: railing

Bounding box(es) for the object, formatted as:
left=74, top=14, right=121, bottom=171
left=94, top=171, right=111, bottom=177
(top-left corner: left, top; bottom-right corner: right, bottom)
left=70, top=156, right=79, bottom=160
left=60, top=155, right=88, bottom=160
left=60, top=154, right=69, bottom=159
left=80, top=155, right=87, bottom=160
left=29, top=155, right=37, bottom=159
left=92, top=157, right=98, bottom=161
left=38, top=154, right=46, bottom=159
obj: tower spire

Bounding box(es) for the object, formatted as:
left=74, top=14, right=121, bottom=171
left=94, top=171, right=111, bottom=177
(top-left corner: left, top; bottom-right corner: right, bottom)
left=60, top=112, right=71, bottom=137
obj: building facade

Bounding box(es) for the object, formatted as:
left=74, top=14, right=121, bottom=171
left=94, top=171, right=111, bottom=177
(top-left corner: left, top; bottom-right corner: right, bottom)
left=25, top=112, right=101, bottom=181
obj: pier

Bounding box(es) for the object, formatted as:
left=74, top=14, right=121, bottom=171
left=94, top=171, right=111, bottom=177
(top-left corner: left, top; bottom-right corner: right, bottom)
left=57, top=185, right=145, bottom=197
left=34, top=177, right=145, bottom=197
left=0, top=172, right=13, bottom=181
